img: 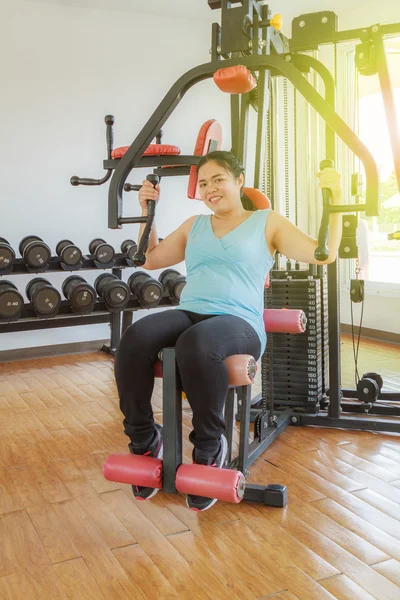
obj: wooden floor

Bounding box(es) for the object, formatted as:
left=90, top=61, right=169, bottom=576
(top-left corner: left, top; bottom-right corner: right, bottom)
left=0, top=335, right=400, bottom=600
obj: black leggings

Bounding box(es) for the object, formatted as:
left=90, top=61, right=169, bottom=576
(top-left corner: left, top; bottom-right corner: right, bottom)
left=114, top=309, right=261, bottom=455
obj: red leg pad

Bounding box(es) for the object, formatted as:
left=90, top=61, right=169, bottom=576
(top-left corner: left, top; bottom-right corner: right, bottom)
left=224, top=354, right=257, bottom=386
left=103, top=453, right=163, bottom=488
left=175, top=464, right=245, bottom=503
left=263, top=309, right=306, bottom=333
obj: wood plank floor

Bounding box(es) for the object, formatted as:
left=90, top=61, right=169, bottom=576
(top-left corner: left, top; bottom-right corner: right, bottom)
left=0, top=334, right=399, bottom=599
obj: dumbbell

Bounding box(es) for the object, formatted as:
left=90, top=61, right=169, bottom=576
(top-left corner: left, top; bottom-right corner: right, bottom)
left=26, top=278, right=61, bottom=317
left=0, top=238, right=16, bottom=273
left=88, top=238, right=115, bottom=266
left=159, top=269, right=186, bottom=303
left=19, top=236, right=52, bottom=270
left=94, top=274, right=130, bottom=311
left=0, top=281, right=24, bottom=320
left=128, top=272, right=163, bottom=308
left=56, top=240, right=83, bottom=268
left=62, top=275, right=96, bottom=313
left=121, top=239, right=138, bottom=262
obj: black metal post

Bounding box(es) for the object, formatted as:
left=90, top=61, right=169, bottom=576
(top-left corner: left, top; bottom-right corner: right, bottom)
left=237, top=384, right=252, bottom=475
left=162, top=348, right=182, bottom=493
left=224, top=388, right=235, bottom=464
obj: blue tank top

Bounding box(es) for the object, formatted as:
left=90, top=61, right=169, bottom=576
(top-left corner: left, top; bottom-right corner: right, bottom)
left=177, top=209, right=274, bottom=353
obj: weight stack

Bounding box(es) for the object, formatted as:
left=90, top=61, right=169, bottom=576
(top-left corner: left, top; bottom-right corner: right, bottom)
left=319, top=268, right=329, bottom=400
left=264, top=271, right=329, bottom=412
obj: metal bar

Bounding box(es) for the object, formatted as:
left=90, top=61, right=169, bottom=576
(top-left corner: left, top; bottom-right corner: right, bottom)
left=108, top=267, right=123, bottom=353
left=290, top=54, right=335, bottom=157
left=109, top=311, right=121, bottom=354
left=372, top=26, right=400, bottom=193
left=162, top=348, right=182, bottom=493
left=229, top=411, right=292, bottom=469
left=118, top=217, right=148, bottom=225
left=153, top=166, right=191, bottom=178
left=253, top=69, right=269, bottom=190
left=298, top=414, right=400, bottom=433
left=238, top=93, right=250, bottom=166
left=336, top=402, right=400, bottom=416
left=247, top=412, right=292, bottom=466
left=104, top=155, right=201, bottom=170
left=224, top=389, right=235, bottom=464
left=341, top=389, right=400, bottom=401
left=237, top=385, right=251, bottom=474
left=0, top=313, right=112, bottom=334
left=108, top=54, right=379, bottom=228
left=290, top=22, right=400, bottom=52
left=230, top=94, right=240, bottom=156
left=0, top=296, right=175, bottom=334
left=335, top=23, right=400, bottom=44
left=121, top=311, right=133, bottom=336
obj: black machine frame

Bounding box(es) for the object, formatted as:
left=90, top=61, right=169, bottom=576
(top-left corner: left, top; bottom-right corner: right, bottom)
left=68, top=2, right=400, bottom=455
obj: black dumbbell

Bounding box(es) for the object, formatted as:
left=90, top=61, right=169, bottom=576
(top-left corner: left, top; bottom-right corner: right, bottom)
left=121, top=239, right=138, bottom=262
left=128, top=272, right=163, bottom=308
left=159, top=269, right=186, bottom=303
left=56, top=239, right=83, bottom=268
left=88, top=238, right=115, bottom=265
left=0, top=280, right=24, bottom=320
left=62, top=275, right=96, bottom=313
left=19, top=235, right=51, bottom=270
left=26, top=278, right=61, bottom=316
left=0, top=238, right=16, bottom=273
left=94, top=273, right=130, bottom=311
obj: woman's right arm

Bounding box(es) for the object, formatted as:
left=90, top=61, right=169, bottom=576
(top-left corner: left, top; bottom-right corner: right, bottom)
left=137, top=179, right=197, bottom=270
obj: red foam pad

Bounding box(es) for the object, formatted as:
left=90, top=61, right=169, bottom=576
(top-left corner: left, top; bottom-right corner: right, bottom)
left=242, top=187, right=271, bottom=210
left=224, top=354, right=257, bottom=386
left=188, top=120, right=223, bottom=200
left=176, top=464, right=244, bottom=503
left=103, top=453, right=163, bottom=488
left=154, top=354, right=256, bottom=386
left=213, top=66, right=257, bottom=94
left=111, top=144, right=181, bottom=159
left=263, top=309, right=306, bottom=334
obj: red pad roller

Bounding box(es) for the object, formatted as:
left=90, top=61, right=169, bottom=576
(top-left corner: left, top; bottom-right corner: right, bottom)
left=111, top=144, right=181, bottom=160
left=188, top=120, right=223, bottom=200
left=224, top=354, right=257, bottom=386
left=103, top=453, right=163, bottom=488
left=154, top=354, right=257, bottom=386
left=213, top=66, right=257, bottom=94
left=242, top=187, right=271, bottom=210
left=263, top=309, right=306, bottom=334
left=176, top=464, right=245, bottom=503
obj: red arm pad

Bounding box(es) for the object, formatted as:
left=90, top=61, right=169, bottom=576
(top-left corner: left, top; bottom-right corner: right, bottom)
left=213, top=66, right=257, bottom=94
left=263, top=309, right=306, bottom=334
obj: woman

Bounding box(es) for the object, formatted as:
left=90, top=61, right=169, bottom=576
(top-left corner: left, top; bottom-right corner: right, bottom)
left=114, top=150, right=342, bottom=511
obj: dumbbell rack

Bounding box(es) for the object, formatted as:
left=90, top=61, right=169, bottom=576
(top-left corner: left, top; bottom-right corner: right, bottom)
left=0, top=255, right=175, bottom=356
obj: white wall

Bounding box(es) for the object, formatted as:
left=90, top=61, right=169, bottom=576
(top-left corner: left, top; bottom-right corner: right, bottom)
left=2, top=0, right=399, bottom=353
left=1, top=0, right=230, bottom=351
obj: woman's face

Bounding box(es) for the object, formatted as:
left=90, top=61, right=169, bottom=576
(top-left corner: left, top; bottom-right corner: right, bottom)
left=197, top=160, right=244, bottom=214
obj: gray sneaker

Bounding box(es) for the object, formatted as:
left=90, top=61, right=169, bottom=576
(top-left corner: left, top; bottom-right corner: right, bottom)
left=186, top=435, right=228, bottom=512
left=129, top=424, right=163, bottom=500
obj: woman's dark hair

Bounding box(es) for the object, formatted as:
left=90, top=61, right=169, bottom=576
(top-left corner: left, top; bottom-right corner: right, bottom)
left=196, top=150, right=256, bottom=211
